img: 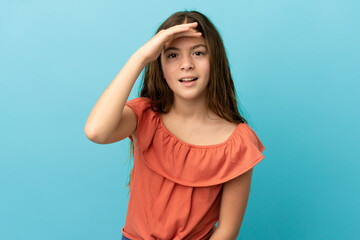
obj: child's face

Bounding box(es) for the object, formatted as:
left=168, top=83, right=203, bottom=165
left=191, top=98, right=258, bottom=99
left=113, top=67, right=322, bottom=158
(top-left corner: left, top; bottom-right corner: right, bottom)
left=160, top=36, right=210, bottom=102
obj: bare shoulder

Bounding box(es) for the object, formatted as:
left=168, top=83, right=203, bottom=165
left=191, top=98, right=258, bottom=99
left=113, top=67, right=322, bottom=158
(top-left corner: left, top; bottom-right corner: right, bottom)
left=202, top=113, right=239, bottom=144
left=208, top=112, right=238, bottom=132
left=217, top=119, right=238, bottom=131
left=161, top=111, right=239, bottom=145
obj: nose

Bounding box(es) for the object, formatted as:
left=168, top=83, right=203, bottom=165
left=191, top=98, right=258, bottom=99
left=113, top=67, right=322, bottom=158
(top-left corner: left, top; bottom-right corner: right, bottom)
left=180, top=55, right=194, bottom=70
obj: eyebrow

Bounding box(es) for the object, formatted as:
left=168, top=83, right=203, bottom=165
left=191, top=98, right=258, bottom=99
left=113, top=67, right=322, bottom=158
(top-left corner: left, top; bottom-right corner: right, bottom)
left=163, top=44, right=207, bottom=53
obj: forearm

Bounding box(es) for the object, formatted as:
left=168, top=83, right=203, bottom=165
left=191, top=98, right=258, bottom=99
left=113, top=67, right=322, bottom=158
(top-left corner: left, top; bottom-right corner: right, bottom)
left=85, top=22, right=201, bottom=141
left=209, top=226, right=238, bottom=240
left=84, top=49, right=148, bottom=141
left=210, top=169, right=253, bottom=240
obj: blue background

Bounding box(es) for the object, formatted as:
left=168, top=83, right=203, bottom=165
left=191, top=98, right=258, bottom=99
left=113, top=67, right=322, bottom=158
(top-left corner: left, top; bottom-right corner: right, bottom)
left=1, top=0, right=359, bottom=239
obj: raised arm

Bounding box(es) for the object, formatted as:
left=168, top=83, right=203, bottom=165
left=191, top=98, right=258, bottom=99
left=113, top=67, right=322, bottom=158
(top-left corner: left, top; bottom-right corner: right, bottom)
left=209, top=168, right=254, bottom=240
left=84, top=51, right=146, bottom=144
left=84, top=22, right=202, bottom=144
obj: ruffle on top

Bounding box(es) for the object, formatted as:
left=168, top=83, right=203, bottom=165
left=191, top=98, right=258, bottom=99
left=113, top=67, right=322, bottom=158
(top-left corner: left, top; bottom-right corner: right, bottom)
left=126, top=97, right=265, bottom=187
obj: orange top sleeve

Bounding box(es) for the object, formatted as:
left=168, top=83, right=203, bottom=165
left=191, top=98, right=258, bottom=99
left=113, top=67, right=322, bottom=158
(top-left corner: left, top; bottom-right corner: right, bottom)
left=122, top=97, right=265, bottom=240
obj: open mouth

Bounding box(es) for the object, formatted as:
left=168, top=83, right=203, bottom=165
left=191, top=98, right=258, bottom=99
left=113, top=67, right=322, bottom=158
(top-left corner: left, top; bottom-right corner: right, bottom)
left=179, top=77, right=198, bottom=82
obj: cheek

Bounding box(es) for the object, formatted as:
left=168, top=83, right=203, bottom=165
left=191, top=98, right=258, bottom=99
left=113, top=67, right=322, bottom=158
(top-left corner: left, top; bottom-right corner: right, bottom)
left=161, top=63, right=176, bottom=80
left=160, top=63, right=175, bottom=87
left=199, top=61, right=210, bottom=78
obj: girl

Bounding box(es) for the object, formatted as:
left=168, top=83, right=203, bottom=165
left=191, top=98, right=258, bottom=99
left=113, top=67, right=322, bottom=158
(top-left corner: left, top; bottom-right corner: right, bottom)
left=85, top=11, right=265, bottom=240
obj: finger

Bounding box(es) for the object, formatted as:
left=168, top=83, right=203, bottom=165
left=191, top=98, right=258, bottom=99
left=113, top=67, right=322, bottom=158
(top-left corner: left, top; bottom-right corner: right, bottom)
left=172, top=31, right=202, bottom=40
left=159, top=22, right=200, bottom=42
left=167, top=27, right=199, bottom=39
left=168, top=22, right=198, bottom=33
left=173, top=22, right=198, bottom=28
left=174, top=30, right=202, bottom=36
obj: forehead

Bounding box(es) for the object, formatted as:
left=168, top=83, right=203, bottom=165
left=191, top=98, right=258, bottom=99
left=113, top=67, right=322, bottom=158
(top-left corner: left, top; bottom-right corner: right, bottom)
left=163, top=36, right=207, bottom=50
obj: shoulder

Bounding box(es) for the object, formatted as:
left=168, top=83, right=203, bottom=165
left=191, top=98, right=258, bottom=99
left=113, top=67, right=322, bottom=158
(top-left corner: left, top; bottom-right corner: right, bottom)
left=238, top=123, right=261, bottom=140
left=125, top=97, right=160, bottom=146
left=126, top=97, right=151, bottom=109
left=126, top=97, right=151, bottom=104
left=125, top=97, right=153, bottom=117
left=207, top=111, right=239, bottom=134
left=218, top=119, right=239, bottom=133
left=236, top=123, right=265, bottom=152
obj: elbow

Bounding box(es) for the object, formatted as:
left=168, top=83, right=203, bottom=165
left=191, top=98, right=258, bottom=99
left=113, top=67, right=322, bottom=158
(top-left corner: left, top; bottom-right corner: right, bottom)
left=84, top=128, right=97, bottom=142
left=84, top=125, right=105, bottom=144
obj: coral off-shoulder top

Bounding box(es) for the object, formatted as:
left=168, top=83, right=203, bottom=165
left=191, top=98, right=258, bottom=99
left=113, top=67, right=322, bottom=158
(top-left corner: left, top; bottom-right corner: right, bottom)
left=122, top=97, right=265, bottom=240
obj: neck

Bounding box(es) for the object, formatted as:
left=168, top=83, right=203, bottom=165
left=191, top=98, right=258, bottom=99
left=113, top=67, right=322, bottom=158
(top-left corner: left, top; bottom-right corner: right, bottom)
left=169, top=95, right=211, bottom=122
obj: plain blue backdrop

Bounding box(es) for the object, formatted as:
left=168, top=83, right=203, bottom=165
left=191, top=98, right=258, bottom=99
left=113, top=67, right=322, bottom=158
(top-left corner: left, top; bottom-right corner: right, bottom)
left=1, top=0, right=359, bottom=239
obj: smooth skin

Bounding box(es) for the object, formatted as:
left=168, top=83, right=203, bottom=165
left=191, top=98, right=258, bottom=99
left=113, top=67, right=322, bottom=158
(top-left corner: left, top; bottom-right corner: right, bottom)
left=84, top=22, right=201, bottom=143
left=161, top=35, right=210, bottom=102
left=159, top=35, right=240, bottom=146
left=84, top=22, right=253, bottom=239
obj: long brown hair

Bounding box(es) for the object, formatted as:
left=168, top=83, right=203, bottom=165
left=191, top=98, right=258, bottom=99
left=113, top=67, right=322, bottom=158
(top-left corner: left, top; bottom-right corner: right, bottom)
left=126, top=10, right=247, bottom=190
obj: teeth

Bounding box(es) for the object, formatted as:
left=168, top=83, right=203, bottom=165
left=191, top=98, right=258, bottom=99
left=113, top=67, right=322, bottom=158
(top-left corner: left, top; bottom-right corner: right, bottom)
left=180, top=78, right=197, bottom=82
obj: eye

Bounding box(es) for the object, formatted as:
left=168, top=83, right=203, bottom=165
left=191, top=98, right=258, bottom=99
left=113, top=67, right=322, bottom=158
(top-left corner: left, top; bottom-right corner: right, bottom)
left=193, top=51, right=205, bottom=56
left=167, top=53, right=178, bottom=59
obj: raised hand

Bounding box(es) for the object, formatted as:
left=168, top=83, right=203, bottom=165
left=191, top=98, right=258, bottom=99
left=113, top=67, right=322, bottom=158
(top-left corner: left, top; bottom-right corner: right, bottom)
left=138, top=22, right=202, bottom=64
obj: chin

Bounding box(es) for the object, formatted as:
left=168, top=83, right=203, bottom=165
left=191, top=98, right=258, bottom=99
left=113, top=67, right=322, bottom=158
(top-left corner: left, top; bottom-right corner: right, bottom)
left=174, top=92, right=207, bottom=102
